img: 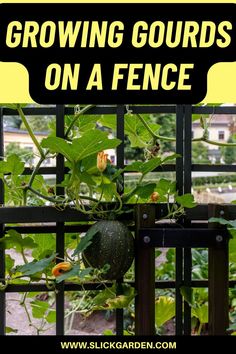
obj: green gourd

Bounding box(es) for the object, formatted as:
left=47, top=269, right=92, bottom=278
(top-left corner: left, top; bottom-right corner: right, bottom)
left=83, top=220, right=134, bottom=280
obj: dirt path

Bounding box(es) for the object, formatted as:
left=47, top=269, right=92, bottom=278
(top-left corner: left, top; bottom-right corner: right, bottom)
left=6, top=247, right=168, bottom=335
left=6, top=292, right=115, bottom=335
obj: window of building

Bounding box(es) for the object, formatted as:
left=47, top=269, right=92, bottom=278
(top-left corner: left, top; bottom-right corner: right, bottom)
left=218, top=131, right=225, bottom=140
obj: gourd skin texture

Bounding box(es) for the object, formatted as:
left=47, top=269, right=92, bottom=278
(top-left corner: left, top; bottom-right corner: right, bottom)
left=83, top=221, right=134, bottom=280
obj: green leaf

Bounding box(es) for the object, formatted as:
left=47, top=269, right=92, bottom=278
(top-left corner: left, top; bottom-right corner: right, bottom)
left=125, top=156, right=177, bottom=177
left=79, top=154, right=97, bottom=174
left=124, top=183, right=156, bottom=203
left=17, top=253, right=56, bottom=276
left=7, top=154, right=25, bottom=175
left=77, top=170, right=96, bottom=186
left=208, top=217, right=230, bottom=225
left=4, top=230, right=38, bottom=251
left=42, top=130, right=121, bottom=163
left=31, top=234, right=56, bottom=260
left=99, top=182, right=117, bottom=201
left=139, top=158, right=162, bottom=175
left=192, top=304, right=208, bottom=324
left=124, top=158, right=163, bottom=175
left=105, top=286, right=136, bottom=309
left=66, top=114, right=98, bottom=133
left=208, top=217, right=236, bottom=228
left=26, top=292, right=41, bottom=298
left=180, top=286, right=193, bottom=306
left=125, top=115, right=160, bottom=148
left=103, top=329, right=115, bottom=336
left=5, top=326, right=18, bottom=333
left=5, top=254, right=15, bottom=274
left=41, top=137, right=75, bottom=162
left=55, top=265, right=92, bottom=283
left=134, top=183, right=156, bottom=199
left=45, top=310, right=56, bottom=323
left=192, top=113, right=209, bottom=122
left=100, top=114, right=161, bottom=148
left=156, top=179, right=176, bottom=195
left=72, top=130, right=121, bottom=162
left=99, top=115, right=117, bottom=131
left=72, top=227, right=99, bottom=257
left=155, top=296, right=175, bottom=327
left=90, top=284, right=136, bottom=311
left=176, top=193, right=196, bottom=208
left=0, top=154, right=24, bottom=175
left=30, top=299, right=49, bottom=319
left=162, top=153, right=181, bottom=164
left=91, top=285, right=116, bottom=307
left=65, top=233, right=78, bottom=250
left=229, top=229, right=236, bottom=262
left=124, top=161, right=143, bottom=172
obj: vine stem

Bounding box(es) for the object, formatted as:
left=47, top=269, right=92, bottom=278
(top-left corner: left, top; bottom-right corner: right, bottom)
left=197, top=322, right=203, bottom=335
left=27, top=186, right=64, bottom=203
left=65, top=104, right=95, bottom=138
left=24, top=154, right=49, bottom=203
left=192, top=137, right=236, bottom=147
left=136, top=113, right=175, bottom=141
left=21, top=248, right=28, bottom=264
left=17, top=105, right=45, bottom=158
left=28, top=155, right=47, bottom=188
left=27, top=185, right=99, bottom=204
left=137, top=112, right=236, bottom=147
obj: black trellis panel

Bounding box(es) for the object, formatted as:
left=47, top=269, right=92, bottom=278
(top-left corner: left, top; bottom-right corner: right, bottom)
left=183, top=105, right=193, bottom=335
left=55, top=105, right=65, bottom=336
left=0, top=104, right=233, bottom=336
left=0, top=108, right=5, bottom=335
left=175, top=105, right=184, bottom=335
left=115, top=104, right=126, bottom=335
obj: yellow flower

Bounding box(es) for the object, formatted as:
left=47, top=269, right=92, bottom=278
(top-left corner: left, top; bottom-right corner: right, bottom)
left=52, top=262, right=72, bottom=277
left=150, top=192, right=160, bottom=202
left=97, top=151, right=108, bottom=172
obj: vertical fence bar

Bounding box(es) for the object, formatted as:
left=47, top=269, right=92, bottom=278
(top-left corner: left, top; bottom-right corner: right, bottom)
left=175, top=105, right=184, bottom=335
left=116, top=105, right=125, bottom=187
left=183, top=105, right=192, bottom=335
left=115, top=104, right=125, bottom=335
left=0, top=108, right=5, bottom=335
left=56, top=105, right=65, bottom=335
left=208, top=204, right=229, bottom=335
left=135, top=204, right=156, bottom=335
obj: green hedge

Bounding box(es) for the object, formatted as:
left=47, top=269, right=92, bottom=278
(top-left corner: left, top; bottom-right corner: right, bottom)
left=192, top=174, right=236, bottom=186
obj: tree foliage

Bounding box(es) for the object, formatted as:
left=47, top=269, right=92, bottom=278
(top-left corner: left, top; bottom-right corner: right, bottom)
left=20, top=116, right=54, bottom=132
left=221, top=136, right=236, bottom=164
left=154, top=113, right=176, bottom=152
left=192, top=142, right=210, bottom=164
left=5, top=142, right=34, bottom=163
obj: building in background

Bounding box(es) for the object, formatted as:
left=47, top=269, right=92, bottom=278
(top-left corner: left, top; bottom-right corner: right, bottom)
left=192, top=113, right=236, bottom=163
left=4, top=128, right=52, bottom=166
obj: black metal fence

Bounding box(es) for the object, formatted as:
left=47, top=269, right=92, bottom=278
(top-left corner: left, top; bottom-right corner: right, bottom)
left=0, top=104, right=236, bottom=336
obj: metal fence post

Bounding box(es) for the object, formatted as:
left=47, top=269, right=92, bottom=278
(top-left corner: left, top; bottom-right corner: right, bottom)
left=175, top=104, right=184, bottom=335
left=115, top=104, right=125, bottom=335
left=208, top=204, right=229, bottom=335
left=135, top=204, right=156, bottom=335
left=56, top=105, right=65, bottom=335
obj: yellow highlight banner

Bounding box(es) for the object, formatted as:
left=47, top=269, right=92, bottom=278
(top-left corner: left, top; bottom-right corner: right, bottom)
left=0, top=1, right=236, bottom=103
